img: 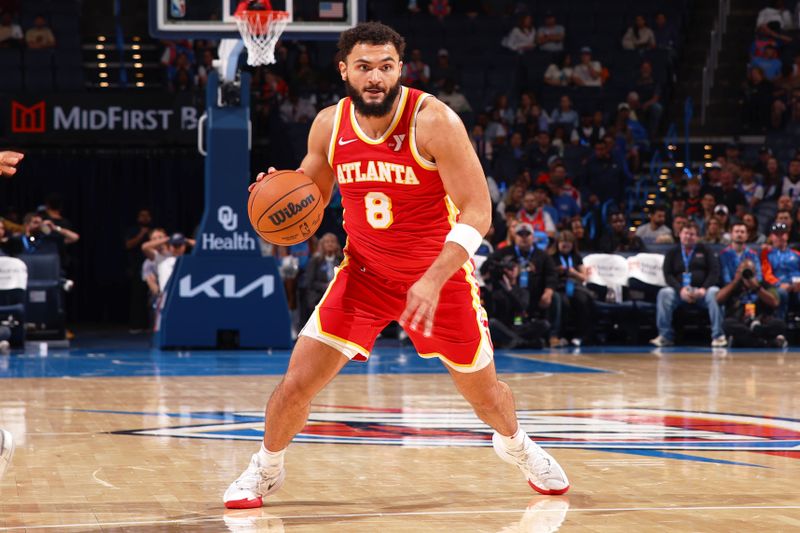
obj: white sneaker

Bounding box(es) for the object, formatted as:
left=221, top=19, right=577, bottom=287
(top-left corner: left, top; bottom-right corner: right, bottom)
left=492, top=432, right=569, bottom=495
left=0, top=429, right=14, bottom=479
left=711, top=335, right=728, bottom=348
left=223, top=453, right=286, bottom=509
left=649, top=335, right=673, bottom=347
left=0, top=340, right=9, bottom=353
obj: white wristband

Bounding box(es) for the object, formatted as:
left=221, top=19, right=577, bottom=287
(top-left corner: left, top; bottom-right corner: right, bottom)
left=445, top=223, right=483, bottom=257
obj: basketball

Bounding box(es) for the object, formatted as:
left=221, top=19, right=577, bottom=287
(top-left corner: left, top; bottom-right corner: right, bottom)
left=247, top=170, right=324, bottom=245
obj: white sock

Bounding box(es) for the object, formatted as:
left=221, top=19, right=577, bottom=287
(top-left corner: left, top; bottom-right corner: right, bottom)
left=257, top=443, right=286, bottom=468
left=497, top=424, right=526, bottom=450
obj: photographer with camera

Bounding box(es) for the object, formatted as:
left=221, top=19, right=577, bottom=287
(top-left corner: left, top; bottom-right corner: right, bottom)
left=482, top=255, right=536, bottom=348
left=720, top=223, right=762, bottom=286
left=482, top=223, right=561, bottom=347
left=716, top=256, right=785, bottom=348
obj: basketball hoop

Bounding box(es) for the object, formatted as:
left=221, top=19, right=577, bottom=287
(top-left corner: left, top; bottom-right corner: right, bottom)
left=234, top=7, right=289, bottom=66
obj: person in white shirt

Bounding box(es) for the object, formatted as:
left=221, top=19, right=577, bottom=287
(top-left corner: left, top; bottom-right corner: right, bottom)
left=757, top=0, right=794, bottom=43
left=572, top=47, right=603, bottom=87
left=536, top=12, right=565, bottom=52
left=0, top=12, right=23, bottom=48
left=622, top=15, right=656, bottom=50
left=544, top=53, right=574, bottom=87
left=503, top=14, right=535, bottom=54
left=438, top=79, right=472, bottom=113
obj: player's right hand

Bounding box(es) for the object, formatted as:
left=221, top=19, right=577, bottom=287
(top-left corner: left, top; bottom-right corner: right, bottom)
left=0, top=151, right=24, bottom=177
left=248, top=167, right=305, bottom=192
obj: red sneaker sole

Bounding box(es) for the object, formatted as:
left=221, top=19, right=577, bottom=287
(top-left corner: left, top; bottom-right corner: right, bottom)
left=224, top=497, right=263, bottom=509
left=528, top=481, right=570, bottom=495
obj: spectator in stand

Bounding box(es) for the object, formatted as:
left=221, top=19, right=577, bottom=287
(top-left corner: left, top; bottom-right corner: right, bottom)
left=486, top=223, right=562, bottom=347
left=701, top=215, right=729, bottom=245
left=719, top=168, right=748, bottom=215
left=25, top=14, right=55, bottom=49
left=290, top=50, right=317, bottom=95
left=517, top=189, right=556, bottom=237
left=551, top=230, right=592, bottom=346
left=694, top=193, right=717, bottom=234
left=751, top=45, right=783, bottom=81
left=140, top=228, right=167, bottom=326
left=279, top=89, right=316, bottom=124
left=738, top=164, right=764, bottom=209
left=720, top=222, right=762, bottom=285
left=401, top=48, right=430, bottom=90
left=781, top=158, right=800, bottom=202
left=671, top=213, right=689, bottom=242
left=528, top=131, right=558, bottom=174
left=481, top=254, right=533, bottom=349
left=196, top=48, right=215, bottom=89
left=493, top=131, right=526, bottom=183
left=761, top=222, right=800, bottom=320
left=684, top=178, right=702, bottom=218
left=570, top=217, right=594, bottom=252
left=754, top=146, right=773, bottom=177
left=581, top=140, right=627, bottom=206
left=172, top=67, right=194, bottom=93
left=755, top=0, right=794, bottom=44
left=303, top=233, right=343, bottom=319
left=742, top=67, right=776, bottom=132
left=634, top=61, right=663, bottom=137
left=651, top=222, right=725, bottom=347
left=124, top=209, right=153, bottom=333
left=548, top=164, right=581, bottom=224
left=636, top=206, right=672, bottom=245
left=428, top=0, right=451, bottom=20
left=717, top=252, right=784, bottom=348
left=430, top=49, right=456, bottom=91
left=536, top=12, right=565, bottom=52
left=597, top=211, right=645, bottom=253
left=544, top=53, right=574, bottom=87
left=470, top=124, right=493, bottom=169
left=653, top=12, right=677, bottom=51
left=496, top=182, right=525, bottom=218
left=714, top=204, right=732, bottom=237
left=39, top=194, right=80, bottom=273
left=774, top=210, right=795, bottom=242
left=484, top=108, right=509, bottom=145
left=761, top=155, right=783, bottom=200
left=743, top=212, right=767, bottom=244
left=503, top=14, right=536, bottom=54
left=492, top=94, right=516, bottom=125
left=622, top=15, right=656, bottom=50
left=438, top=78, right=472, bottom=113
left=701, top=162, right=723, bottom=199
left=550, top=95, right=579, bottom=131
left=571, top=111, right=605, bottom=146
left=4, top=212, right=78, bottom=256
left=0, top=11, right=22, bottom=48
left=572, top=47, right=604, bottom=87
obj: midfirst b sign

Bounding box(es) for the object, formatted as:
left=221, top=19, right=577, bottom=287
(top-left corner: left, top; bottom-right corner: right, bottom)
left=2, top=94, right=200, bottom=144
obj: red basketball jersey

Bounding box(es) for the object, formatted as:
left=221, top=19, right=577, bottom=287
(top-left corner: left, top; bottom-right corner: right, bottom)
left=327, top=86, right=456, bottom=282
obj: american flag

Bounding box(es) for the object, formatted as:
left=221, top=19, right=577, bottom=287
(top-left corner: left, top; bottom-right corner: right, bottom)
left=319, top=1, right=344, bottom=19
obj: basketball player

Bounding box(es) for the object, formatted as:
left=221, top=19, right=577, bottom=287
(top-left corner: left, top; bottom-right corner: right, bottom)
left=224, top=22, right=569, bottom=508
left=0, top=149, right=21, bottom=478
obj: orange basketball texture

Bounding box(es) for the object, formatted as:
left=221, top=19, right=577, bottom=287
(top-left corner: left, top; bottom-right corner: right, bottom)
left=247, top=170, right=324, bottom=245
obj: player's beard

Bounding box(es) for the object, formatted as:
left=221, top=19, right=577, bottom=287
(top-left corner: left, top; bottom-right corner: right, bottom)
left=346, top=79, right=401, bottom=118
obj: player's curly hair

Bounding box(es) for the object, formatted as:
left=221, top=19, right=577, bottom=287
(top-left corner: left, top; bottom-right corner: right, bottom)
left=337, top=22, right=405, bottom=62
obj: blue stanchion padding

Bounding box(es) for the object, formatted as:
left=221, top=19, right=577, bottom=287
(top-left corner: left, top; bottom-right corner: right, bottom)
left=155, top=255, right=292, bottom=349
left=156, top=70, right=293, bottom=348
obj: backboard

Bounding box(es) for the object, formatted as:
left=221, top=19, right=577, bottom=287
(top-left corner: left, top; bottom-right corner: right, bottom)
left=149, top=0, right=363, bottom=40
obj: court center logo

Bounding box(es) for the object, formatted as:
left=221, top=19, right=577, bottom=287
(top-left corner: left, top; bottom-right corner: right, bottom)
left=112, top=407, right=800, bottom=452
left=218, top=205, right=238, bottom=231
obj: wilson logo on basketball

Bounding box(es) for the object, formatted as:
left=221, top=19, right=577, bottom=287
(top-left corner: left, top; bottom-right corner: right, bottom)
left=267, top=194, right=315, bottom=226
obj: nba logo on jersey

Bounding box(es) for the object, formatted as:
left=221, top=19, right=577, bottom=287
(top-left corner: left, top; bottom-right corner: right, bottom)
left=170, top=0, right=186, bottom=18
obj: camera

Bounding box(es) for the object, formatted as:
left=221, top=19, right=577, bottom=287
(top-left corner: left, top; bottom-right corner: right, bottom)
left=742, top=268, right=754, bottom=280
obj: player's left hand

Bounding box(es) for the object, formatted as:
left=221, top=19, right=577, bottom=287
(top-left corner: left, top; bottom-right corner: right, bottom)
left=399, top=276, right=442, bottom=338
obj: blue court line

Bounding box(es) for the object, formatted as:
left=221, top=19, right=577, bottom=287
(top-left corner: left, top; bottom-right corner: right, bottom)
left=0, top=347, right=604, bottom=379
left=597, top=448, right=769, bottom=468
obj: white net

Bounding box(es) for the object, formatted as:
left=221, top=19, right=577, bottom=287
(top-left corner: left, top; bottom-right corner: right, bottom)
left=234, top=10, right=289, bottom=66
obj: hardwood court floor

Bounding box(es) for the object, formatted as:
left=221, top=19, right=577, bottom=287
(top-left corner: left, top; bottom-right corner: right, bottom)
left=1, top=345, right=800, bottom=531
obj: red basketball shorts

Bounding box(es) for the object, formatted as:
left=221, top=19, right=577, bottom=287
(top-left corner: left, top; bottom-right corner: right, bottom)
left=299, top=255, right=494, bottom=373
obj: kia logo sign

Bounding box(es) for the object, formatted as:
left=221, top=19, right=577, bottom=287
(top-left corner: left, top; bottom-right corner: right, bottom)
left=178, top=274, right=274, bottom=298
left=11, top=101, right=45, bottom=133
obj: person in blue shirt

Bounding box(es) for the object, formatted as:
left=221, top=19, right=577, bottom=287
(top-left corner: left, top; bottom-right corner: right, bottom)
left=761, top=222, right=800, bottom=319
left=751, top=45, right=783, bottom=81
left=719, top=223, right=762, bottom=285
